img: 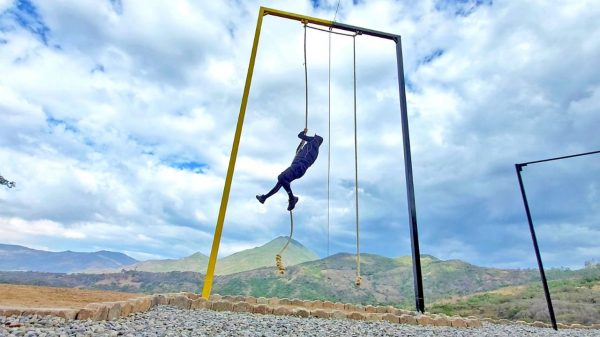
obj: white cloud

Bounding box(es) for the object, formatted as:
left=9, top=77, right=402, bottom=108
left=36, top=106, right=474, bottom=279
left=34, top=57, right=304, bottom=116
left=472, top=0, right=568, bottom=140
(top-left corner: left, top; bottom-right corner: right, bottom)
left=0, top=0, right=12, bottom=12
left=0, top=217, right=86, bottom=244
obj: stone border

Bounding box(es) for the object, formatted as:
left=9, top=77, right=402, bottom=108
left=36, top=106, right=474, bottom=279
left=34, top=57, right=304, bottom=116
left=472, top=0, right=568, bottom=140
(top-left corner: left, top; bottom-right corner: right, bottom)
left=1, top=293, right=598, bottom=330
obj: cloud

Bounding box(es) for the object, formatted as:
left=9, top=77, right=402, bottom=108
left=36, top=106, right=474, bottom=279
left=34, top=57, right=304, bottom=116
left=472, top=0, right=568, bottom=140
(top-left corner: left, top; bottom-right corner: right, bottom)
left=1, top=0, right=599, bottom=270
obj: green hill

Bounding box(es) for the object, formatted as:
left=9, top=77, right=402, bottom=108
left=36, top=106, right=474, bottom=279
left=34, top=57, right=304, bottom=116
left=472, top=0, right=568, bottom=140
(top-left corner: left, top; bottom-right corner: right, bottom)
left=125, top=252, right=209, bottom=273
left=429, top=264, right=600, bottom=325
left=216, top=236, right=318, bottom=275
left=102, top=237, right=318, bottom=275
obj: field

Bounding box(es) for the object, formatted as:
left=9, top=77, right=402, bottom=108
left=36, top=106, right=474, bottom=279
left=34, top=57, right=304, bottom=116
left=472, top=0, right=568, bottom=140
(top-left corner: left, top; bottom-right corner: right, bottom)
left=0, top=284, right=141, bottom=309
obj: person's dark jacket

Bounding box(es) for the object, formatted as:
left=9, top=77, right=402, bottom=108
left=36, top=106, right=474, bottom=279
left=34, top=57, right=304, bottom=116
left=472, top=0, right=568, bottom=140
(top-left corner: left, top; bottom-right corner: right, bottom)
left=292, top=131, right=323, bottom=170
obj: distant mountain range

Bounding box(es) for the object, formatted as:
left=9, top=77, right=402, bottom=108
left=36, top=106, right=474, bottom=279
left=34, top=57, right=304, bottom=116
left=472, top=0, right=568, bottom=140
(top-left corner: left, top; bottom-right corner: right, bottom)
left=0, top=237, right=319, bottom=275
left=2, top=241, right=598, bottom=325
left=0, top=243, right=138, bottom=273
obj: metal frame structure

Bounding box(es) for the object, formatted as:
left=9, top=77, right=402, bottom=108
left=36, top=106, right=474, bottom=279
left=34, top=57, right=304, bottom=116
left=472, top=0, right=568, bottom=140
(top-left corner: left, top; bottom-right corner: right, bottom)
left=516, top=149, right=600, bottom=331
left=201, top=6, right=425, bottom=313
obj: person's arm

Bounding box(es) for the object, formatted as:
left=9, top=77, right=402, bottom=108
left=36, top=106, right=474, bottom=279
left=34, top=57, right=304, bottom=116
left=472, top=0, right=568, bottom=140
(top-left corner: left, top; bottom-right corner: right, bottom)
left=295, top=129, right=310, bottom=154
left=298, top=129, right=312, bottom=142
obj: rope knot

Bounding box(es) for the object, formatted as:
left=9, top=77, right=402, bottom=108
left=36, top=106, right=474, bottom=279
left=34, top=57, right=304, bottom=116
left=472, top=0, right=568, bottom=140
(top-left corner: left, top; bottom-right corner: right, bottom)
left=275, top=254, right=286, bottom=274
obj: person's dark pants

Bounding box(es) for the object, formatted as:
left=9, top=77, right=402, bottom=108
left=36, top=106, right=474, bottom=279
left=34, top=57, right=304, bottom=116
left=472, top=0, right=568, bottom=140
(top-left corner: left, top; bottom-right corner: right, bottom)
left=263, top=165, right=306, bottom=200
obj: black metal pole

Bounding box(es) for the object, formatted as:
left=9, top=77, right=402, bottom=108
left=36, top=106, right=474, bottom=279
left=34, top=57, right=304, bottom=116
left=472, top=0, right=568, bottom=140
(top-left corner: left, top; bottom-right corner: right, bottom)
left=515, top=164, right=558, bottom=330
left=395, top=36, right=425, bottom=314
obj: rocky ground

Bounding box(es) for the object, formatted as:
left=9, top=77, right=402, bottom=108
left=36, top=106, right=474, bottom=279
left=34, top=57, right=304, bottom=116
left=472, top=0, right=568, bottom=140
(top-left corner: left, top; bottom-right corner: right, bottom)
left=1, top=305, right=597, bottom=337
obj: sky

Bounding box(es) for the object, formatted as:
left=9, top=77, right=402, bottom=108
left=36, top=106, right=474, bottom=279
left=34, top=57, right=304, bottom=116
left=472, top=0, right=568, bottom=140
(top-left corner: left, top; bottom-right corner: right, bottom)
left=0, top=0, right=599, bottom=269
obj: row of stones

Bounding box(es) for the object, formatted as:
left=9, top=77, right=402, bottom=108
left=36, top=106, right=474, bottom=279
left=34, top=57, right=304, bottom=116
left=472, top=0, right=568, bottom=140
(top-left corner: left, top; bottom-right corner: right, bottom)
left=197, top=294, right=600, bottom=330
left=0, top=293, right=476, bottom=328
left=2, top=292, right=598, bottom=330
left=480, top=317, right=600, bottom=330
left=208, top=294, right=418, bottom=316
left=165, top=293, right=480, bottom=328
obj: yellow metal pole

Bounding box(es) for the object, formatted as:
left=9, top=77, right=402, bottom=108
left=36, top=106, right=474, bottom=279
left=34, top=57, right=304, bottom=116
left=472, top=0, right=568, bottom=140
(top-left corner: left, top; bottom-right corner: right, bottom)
left=262, top=7, right=333, bottom=27
left=201, top=7, right=266, bottom=299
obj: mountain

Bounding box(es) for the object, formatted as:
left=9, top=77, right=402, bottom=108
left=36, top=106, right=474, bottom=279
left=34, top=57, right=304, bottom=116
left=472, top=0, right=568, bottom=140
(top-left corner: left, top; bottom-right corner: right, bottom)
left=0, top=243, right=138, bottom=273
left=106, top=236, right=318, bottom=275
left=216, top=236, right=319, bottom=275
left=115, top=252, right=210, bottom=273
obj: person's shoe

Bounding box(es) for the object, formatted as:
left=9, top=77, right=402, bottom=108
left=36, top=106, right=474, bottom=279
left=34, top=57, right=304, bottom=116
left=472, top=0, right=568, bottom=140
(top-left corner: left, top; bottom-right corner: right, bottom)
left=287, top=196, right=299, bottom=211
left=256, top=195, right=266, bottom=204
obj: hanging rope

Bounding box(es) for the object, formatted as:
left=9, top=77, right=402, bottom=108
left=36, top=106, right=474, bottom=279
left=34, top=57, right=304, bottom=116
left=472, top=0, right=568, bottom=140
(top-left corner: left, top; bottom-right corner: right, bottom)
left=352, top=34, right=362, bottom=287
left=303, top=22, right=308, bottom=130
left=276, top=211, right=295, bottom=274
left=295, top=22, right=310, bottom=155
left=278, top=22, right=310, bottom=274
left=327, top=27, right=332, bottom=258
left=333, top=0, right=341, bottom=22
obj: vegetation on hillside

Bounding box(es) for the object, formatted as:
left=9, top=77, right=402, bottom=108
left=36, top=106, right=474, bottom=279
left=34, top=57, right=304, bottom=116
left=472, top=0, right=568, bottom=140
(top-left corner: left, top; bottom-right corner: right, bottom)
left=429, top=265, right=600, bottom=325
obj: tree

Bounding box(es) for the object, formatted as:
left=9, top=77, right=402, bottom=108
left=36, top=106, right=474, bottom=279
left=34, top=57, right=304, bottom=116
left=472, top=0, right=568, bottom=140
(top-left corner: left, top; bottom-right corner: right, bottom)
left=0, top=174, right=16, bottom=188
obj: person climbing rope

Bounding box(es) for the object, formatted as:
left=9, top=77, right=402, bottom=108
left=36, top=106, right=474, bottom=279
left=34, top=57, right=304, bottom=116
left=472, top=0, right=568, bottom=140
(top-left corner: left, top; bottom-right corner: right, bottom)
left=256, top=129, right=323, bottom=211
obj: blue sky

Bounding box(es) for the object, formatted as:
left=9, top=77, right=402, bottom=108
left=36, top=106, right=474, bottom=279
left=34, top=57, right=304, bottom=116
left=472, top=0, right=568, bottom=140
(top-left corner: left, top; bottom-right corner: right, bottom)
left=0, top=0, right=599, bottom=269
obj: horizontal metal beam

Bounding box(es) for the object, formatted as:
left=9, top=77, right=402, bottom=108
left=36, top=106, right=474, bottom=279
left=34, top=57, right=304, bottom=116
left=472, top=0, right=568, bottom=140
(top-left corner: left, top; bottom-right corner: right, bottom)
left=262, top=6, right=399, bottom=42
left=518, top=150, right=600, bottom=168
left=332, top=22, right=398, bottom=41
left=262, top=7, right=333, bottom=27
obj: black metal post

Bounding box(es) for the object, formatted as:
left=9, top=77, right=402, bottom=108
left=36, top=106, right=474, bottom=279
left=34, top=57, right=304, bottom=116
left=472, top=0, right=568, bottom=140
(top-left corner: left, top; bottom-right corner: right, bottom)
left=395, top=36, right=425, bottom=314
left=515, top=163, right=558, bottom=330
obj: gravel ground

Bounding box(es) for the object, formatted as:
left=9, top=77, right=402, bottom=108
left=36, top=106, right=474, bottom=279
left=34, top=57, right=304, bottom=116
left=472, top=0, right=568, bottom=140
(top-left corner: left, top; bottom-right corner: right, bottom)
left=0, top=306, right=596, bottom=337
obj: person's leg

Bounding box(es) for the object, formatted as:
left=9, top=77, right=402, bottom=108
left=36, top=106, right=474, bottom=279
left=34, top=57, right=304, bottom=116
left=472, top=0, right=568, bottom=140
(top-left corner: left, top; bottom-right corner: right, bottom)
left=280, top=166, right=303, bottom=211
left=259, top=182, right=281, bottom=203
left=278, top=172, right=294, bottom=198
left=257, top=167, right=294, bottom=204
left=256, top=166, right=300, bottom=211
left=279, top=178, right=298, bottom=211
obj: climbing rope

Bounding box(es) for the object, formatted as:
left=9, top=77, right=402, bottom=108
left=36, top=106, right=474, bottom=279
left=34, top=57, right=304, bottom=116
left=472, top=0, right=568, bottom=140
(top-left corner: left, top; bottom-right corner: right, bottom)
left=276, top=211, right=295, bottom=274
left=352, top=34, right=362, bottom=287
left=333, top=0, right=341, bottom=22
left=327, top=0, right=341, bottom=262
left=277, top=22, right=310, bottom=274
left=327, top=27, right=331, bottom=258
left=295, top=22, right=310, bottom=155
left=303, top=22, right=308, bottom=130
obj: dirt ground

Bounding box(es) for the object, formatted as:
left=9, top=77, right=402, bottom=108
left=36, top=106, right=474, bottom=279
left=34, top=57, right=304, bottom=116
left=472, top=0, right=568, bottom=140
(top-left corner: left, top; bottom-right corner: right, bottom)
left=0, top=284, right=142, bottom=309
